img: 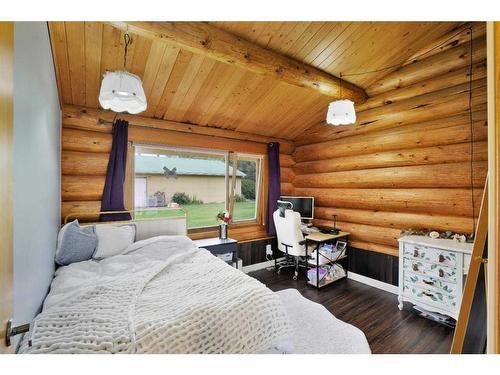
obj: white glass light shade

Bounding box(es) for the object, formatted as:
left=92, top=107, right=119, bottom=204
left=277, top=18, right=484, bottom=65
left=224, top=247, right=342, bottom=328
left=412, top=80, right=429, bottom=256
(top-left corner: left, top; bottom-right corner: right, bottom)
left=326, top=99, right=356, bottom=125
left=98, top=71, right=147, bottom=114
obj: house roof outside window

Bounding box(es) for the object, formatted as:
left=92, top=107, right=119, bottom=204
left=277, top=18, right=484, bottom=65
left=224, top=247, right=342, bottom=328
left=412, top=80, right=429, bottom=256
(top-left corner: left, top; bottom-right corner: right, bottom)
left=135, top=154, right=246, bottom=177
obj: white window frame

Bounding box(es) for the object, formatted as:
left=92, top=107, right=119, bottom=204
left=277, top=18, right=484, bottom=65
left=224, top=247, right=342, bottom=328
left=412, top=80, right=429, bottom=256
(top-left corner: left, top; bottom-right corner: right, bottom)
left=231, top=152, right=263, bottom=224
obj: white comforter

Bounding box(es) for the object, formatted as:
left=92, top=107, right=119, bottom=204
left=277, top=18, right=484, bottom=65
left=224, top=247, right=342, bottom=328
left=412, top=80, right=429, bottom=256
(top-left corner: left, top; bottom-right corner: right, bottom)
left=19, top=236, right=292, bottom=354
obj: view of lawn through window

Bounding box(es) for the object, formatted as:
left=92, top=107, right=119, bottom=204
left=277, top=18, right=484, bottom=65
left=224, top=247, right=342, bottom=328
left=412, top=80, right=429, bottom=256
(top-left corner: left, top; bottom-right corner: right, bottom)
left=134, top=146, right=261, bottom=229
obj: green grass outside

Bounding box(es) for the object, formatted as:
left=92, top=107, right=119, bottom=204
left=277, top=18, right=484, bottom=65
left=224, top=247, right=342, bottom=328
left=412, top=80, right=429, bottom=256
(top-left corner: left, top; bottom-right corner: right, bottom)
left=135, top=201, right=256, bottom=228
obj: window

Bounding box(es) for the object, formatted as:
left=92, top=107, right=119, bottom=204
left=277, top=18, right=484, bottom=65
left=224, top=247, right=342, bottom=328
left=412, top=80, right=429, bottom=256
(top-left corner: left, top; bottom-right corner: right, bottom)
left=230, top=154, right=261, bottom=223
left=133, top=145, right=262, bottom=229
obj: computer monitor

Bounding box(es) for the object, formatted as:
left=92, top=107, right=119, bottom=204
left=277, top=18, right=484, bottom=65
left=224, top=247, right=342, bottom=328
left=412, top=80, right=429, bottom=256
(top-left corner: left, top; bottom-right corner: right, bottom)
left=279, top=196, right=314, bottom=219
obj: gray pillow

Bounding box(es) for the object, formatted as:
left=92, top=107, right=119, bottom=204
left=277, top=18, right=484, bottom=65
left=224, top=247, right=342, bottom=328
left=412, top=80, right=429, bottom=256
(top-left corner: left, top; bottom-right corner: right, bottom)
left=55, top=220, right=98, bottom=266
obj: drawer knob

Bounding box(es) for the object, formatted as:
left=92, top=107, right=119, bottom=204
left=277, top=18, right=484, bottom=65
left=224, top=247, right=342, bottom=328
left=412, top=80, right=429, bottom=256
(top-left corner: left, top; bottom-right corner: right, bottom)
left=438, top=269, right=445, bottom=277
left=413, top=250, right=419, bottom=257
left=423, top=279, right=434, bottom=285
left=438, top=254, right=445, bottom=263
left=412, top=264, right=419, bottom=271
left=422, top=291, right=435, bottom=298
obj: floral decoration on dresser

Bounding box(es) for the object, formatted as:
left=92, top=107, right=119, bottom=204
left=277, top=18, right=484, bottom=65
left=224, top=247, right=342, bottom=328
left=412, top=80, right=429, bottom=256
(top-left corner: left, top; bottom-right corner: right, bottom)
left=399, top=229, right=474, bottom=243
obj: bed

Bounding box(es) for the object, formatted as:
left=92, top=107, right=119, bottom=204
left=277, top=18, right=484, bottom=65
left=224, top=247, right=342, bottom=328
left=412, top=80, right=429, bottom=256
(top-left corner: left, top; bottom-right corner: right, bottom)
left=19, top=217, right=370, bottom=354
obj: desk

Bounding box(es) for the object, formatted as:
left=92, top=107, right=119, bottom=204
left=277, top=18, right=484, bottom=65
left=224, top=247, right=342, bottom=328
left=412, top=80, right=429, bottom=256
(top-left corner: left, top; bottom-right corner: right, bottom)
left=305, top=231, right=350, bottom=289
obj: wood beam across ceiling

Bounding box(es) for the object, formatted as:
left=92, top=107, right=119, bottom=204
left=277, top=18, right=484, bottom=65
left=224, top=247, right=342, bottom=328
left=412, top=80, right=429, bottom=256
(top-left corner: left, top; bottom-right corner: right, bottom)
left=111, top=22, right=368, bottom=104
left=63, top=104, right=295, bottom=154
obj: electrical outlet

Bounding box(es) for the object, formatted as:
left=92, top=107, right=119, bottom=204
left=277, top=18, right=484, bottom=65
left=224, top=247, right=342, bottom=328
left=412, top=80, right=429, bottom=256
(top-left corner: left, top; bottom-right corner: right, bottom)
left=266, top=244, right=272, bottom=256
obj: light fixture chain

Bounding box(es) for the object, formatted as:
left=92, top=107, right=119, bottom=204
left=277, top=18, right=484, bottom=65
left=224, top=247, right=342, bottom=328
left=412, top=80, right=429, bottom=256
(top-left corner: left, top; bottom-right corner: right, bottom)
left=123, top=33, right=131, bottom=70
left=339, top=72, right=343, bottom=99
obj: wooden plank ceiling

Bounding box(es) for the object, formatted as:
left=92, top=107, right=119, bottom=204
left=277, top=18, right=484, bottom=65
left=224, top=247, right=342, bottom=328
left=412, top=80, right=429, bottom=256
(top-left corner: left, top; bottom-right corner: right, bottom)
left=49, top=22, right=461, bottom=141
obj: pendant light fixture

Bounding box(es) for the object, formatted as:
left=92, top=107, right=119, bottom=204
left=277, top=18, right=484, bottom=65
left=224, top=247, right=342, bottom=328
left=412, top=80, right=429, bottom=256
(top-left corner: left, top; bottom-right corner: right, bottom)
left=99, top=32, right=147, bottom=114
left=326, top=73, right=356, bottom=125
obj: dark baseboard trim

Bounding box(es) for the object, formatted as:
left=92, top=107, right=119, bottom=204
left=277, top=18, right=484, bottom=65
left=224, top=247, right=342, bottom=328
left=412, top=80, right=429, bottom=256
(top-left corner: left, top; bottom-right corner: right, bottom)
left=347, top=247, right=399, bottom=286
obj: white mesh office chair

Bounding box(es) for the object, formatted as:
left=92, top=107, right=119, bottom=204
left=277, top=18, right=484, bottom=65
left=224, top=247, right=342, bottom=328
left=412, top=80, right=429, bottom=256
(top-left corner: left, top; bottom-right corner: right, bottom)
left=273, top=206, right=308, bottom=280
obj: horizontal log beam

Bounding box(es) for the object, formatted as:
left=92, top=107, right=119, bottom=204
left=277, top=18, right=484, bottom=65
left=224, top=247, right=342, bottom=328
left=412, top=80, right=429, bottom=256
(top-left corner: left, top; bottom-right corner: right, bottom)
left=357, top=61, right=487, bottom=112
left=314, top=219, right=401, bottom=248
left=111, top=22, right=367, bottom=103
left=62, top=123, right=281, bottom=155
left=61, top=200, right=102, bottom=223
left=293, top=141, right=488, bottom=174
left=279, top=154, right=295, bottom=168
left=293, top=161, right=487, bottom=189
left=280, top=167, right=295, bottom=184
left=64, top=105, right=294, bottom=154
left=62, top=128, right=112, bottom=153
left=280, top=182, right=294, bottom=196
left=62, top=150, right=109, bottom=176
left=294, top=187, right=482, bottom=217
left=403, top=22, right=486, bottom=66
left=314, top=207, right=475, bottom=234
left=62, top=175, right=104, bottom=201
left=366, top=36, right=486, bottom=96
left=358, top=79, right=486, bottom=127
left=294, top=114, right=487, bottom=162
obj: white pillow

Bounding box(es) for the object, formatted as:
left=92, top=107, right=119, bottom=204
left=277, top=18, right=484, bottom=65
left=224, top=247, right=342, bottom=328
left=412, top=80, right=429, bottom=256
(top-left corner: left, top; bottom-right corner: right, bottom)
left=93, top=224, right=136, bottom=260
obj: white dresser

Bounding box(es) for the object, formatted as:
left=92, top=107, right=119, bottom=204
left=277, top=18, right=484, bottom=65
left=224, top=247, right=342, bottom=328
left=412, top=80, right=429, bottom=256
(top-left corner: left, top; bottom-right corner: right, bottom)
left=398, top=235, right=473, bottom=320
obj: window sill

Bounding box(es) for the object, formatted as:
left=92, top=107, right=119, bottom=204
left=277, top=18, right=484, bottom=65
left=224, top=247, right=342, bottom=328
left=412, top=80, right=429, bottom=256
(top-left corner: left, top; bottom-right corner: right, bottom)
left=188, top=220, right=261, bottom=234
left=188, top=220, right=266, bottom=241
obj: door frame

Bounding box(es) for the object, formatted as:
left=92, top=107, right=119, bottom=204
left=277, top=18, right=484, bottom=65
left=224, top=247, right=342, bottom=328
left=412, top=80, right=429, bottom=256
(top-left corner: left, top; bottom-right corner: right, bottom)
left=486, top=21, right=499, bottom=354
left=0, top=21, right=14, bottom=353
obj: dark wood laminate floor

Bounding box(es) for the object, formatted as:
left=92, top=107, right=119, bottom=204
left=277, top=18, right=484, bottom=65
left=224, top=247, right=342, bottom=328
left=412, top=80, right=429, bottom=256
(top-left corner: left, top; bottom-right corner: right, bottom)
left=249, top=268, right=454, bottom=354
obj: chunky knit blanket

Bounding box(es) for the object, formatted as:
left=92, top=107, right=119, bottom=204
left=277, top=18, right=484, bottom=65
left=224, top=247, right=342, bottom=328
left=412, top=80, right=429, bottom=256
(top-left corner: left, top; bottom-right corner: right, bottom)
left=19, top=236, right=292, bottom=354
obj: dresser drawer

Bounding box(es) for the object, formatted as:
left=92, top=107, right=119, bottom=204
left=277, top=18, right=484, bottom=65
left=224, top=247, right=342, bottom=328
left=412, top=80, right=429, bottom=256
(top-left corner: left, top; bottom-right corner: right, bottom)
left=404, top=243, right=457, bottom=267
left=403, top=258, right=457, bottom=283
left=403, top=284, right=458, bottom=310
left=404, top=272, right=458, bottom=296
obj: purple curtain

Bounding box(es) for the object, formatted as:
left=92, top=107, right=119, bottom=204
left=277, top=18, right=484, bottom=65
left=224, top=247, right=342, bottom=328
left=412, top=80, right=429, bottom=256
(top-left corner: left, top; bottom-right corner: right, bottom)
left=266, top=142, right=281, bottom=236
left=100, top=119, right=132, bottom=222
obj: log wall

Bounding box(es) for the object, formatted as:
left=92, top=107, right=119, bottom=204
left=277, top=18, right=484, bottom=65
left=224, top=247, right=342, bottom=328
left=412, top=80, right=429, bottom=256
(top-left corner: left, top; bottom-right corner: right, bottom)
left=61, top=105, right=295, bottom=242
left=293, top=24, right=488, bottom=257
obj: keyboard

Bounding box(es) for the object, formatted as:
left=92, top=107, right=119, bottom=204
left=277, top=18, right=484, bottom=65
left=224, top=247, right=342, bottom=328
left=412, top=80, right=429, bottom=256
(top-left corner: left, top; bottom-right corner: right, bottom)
left=301, top=225, right=319, bottom=234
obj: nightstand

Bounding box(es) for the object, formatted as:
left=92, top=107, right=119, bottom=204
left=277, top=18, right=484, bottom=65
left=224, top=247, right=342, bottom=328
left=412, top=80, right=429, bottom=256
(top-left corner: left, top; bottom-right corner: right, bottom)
left=193, top=237, right=240, bottom=268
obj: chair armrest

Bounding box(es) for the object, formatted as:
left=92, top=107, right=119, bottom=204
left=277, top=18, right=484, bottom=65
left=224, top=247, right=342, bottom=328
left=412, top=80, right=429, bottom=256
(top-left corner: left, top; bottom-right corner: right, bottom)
left=298, top=240, right=306, bottom=246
